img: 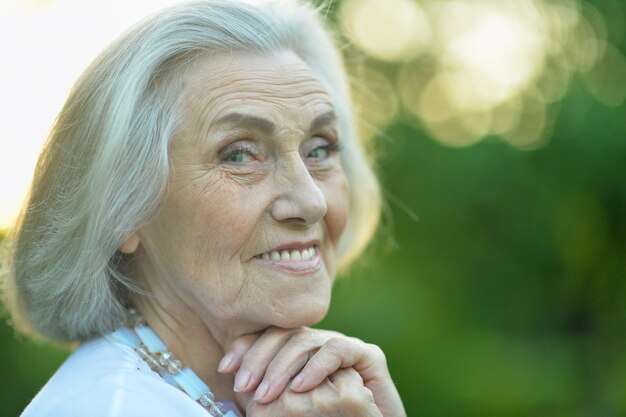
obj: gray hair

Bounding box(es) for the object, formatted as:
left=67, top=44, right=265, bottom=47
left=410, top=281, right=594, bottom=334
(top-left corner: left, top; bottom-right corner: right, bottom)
left=3, top=0, right=381, bottom=343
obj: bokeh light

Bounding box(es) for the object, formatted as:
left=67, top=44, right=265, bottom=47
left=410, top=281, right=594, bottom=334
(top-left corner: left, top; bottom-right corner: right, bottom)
left=340, top=0, right=431, bottom=62
left=344, top=0, right=620, bottom=150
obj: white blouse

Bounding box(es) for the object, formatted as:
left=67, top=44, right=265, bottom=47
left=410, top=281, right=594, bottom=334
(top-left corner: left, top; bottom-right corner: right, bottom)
left=22, top=336, right=238, bottom=417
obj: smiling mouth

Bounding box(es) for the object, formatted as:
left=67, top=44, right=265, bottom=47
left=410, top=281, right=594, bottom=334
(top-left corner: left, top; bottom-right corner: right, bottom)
left=253, top=245, right=321, bottom=274
left=255, top=245, right=317, bottom=261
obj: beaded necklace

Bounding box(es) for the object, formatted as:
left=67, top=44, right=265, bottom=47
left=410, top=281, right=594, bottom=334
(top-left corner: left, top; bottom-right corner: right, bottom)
left=108, top=309, right=242, bottom=417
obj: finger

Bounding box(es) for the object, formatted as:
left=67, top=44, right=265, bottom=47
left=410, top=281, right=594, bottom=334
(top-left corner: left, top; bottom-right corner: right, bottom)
left=233, top=327, right=296, bottom=393
left=253, top=330, right=328, bottom=404
left=328, top=367, right=364, bottom=387
left=330, top=369, right=381, bottom=417
left=313, top=344, right=403, bottom=417
left=290, top=337, right=382, bottom=393
left=218, top=333, right=260, bottom=374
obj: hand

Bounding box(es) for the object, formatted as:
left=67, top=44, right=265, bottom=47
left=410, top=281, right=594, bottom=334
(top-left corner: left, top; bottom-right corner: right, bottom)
left=245, top=367, right=383, bottom=417
left=218, top=327, right=406, bottom=417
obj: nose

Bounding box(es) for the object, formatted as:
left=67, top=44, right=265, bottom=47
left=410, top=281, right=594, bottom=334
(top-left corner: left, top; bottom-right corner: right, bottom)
left=270, top=151, right=327, bottom=226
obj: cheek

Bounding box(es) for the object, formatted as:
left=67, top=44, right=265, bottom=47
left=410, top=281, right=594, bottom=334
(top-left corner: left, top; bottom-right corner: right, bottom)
left=188, top=179, right=267, bottom=262
left=155, top=174, right=266, bottom=272
left=321, top=171, right=349, bottom=246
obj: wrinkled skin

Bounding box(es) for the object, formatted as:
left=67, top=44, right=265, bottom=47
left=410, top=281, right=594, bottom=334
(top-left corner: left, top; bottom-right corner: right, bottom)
left=222, top=327, right=407, bottom=417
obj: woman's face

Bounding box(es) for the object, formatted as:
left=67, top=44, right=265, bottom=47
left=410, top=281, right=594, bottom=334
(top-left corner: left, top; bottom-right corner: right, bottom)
left=135, top=50, right=349, bottom=331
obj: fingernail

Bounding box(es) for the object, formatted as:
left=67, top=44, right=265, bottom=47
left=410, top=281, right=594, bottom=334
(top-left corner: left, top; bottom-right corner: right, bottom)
left=218, top=353, right=235, bottom=373
left=290, top=373, right=306, bottom=391
left=254, top=381, right=271, bottom=402
left=233, top=370, right=251, bottom=392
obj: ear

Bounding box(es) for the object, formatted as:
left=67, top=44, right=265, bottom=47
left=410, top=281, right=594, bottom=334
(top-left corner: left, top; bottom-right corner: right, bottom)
left=119, top=233, right=141, bottom=254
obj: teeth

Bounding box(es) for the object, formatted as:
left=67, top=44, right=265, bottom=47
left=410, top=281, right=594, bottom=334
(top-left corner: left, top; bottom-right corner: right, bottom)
left=260, top=246, right=316, bottom=261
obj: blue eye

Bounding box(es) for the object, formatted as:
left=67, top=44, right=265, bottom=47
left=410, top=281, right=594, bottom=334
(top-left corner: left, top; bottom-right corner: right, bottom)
left=307, top=144, right=342, bottom=159
left=308, top=147, right=329, bottom=159
left=222, top=143, right=256, bottom=163
left=226, top=150, right=253, bottom=163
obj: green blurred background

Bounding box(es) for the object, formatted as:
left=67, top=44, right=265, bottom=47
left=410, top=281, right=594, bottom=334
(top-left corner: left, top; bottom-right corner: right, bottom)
left=1, top=0, right=625, bottom=416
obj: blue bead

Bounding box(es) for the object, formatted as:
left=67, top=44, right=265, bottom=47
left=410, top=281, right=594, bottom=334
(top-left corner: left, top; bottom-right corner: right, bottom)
left=172, top=367, right=211, bottom=400
left=158, top=368, right=178, bottom=388
left=109, top=326, right=141, bottom=348
left=134, top=325, right=168, bottom=353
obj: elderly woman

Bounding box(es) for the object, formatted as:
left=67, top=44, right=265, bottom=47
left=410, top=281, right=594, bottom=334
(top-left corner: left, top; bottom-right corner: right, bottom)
left=5, top=1, right=406, bottom=416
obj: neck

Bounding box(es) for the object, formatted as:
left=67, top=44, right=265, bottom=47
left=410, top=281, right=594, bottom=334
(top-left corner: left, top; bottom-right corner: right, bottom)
left=126, top=246, right=271, bottom=410
left=130, top=289, right=262, bottom=409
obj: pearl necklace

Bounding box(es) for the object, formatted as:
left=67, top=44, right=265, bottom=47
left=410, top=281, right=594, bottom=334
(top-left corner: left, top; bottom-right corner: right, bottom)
left=108, top=309, right=242, bottom=417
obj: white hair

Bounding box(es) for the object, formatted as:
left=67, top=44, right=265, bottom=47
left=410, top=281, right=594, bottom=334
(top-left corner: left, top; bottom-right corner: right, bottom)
left=4, top=0, right=381, bottom=343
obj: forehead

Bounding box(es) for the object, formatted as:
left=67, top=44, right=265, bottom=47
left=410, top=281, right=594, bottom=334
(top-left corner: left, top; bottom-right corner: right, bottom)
left=181, top=50, right=335, bottom=128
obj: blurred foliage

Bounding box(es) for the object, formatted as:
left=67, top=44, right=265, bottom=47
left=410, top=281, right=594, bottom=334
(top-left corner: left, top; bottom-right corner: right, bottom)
left=2, top=0, right=626, bottom=416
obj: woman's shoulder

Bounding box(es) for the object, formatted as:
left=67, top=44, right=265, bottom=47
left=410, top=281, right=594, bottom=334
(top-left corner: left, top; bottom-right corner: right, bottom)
left=21, top=336, right=208, bottom=417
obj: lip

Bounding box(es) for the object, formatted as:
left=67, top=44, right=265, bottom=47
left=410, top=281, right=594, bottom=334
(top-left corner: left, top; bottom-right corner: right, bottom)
left=251, top=239, right=321, bottom=259
left=255, top=253, right=322, bottom=275
left=262, top=239, right=321, bottom=254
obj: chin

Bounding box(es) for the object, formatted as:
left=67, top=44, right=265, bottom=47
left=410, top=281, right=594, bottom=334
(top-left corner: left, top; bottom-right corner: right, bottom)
left=271, top=297, right=331, bottom=329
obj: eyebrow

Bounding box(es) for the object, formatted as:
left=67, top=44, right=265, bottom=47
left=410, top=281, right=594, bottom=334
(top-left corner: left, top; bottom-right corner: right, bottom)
left=212, top=109, right=337, bottom=134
